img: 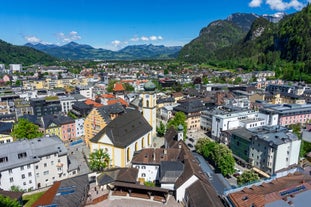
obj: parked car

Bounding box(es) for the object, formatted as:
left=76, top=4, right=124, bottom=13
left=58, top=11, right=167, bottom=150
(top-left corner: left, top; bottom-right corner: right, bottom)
left=188, top=137, right=194, bottom=142
left=187, top=143, right=194, bottom=148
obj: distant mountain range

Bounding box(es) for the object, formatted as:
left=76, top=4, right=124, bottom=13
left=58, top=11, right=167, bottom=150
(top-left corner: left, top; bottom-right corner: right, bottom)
left=25, top=42, right=182, bottom=61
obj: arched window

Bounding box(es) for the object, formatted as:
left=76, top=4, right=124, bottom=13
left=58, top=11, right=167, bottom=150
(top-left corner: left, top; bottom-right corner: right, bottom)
left=135, top=142, right=138, bottom=151
left=146, top=100, right=149, bottom=108
left=142, top=173, right=146, bottom=177
left=141, top=138, right=145, bottom=148
left=127, top=148, right=130, bottom=162
left=148, top=134, right=151, bottom=146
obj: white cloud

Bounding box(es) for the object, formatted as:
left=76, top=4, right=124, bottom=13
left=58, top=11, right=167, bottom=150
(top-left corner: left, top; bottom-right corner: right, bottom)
left=249, top=0, right=263, bottom=7
left=266, top=0, right=304, bottom=10
left=111, top=40, right=121, bottom=46
left=130, top=37, right=140, bottom=42
left=141, top=36, right=149, bottom=41
left=24, top=35, right=41, bottom=44
left=158, top=36, right=163, bottom=40
left=57, top=31, right=81, bottom=43
left=149, top=36, right=158, bottom=41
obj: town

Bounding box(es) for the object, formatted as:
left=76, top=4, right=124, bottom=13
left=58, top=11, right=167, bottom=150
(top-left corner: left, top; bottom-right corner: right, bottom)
left=0, top=62, right=311, bottom=207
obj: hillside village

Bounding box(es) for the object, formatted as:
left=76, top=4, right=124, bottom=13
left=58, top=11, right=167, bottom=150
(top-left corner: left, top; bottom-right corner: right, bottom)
left=1, top=62, right=311, bottom=207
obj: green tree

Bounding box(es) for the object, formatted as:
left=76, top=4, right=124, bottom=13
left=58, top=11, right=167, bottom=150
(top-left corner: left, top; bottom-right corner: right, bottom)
left=106, top=80, right=118, bottom=93
left=156, top=121, right=166, bottom=137
left=89, top=149, right=110, bottom=172
left=11, top=118, right=43, bottom=140
left=0, top=195, right=21, bottom=207
left=195, top=138, right=235, bottom=176
left=167, top=112, right=187, bottom=136
left=123, top=82, right=135, bottom=92
left=10, top=185, right=25, bottom=193
left=237, top=170, right=260, bottom=186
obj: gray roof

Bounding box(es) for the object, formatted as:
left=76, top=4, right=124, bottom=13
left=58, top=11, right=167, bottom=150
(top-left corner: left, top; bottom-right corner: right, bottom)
left=160, top=161, right=183, bottom=183
left=100, top=102, right=125, bottom=115
left=173, top=99, right=205, bottom=114
left=90, top=110, right=152, bottom=148
left=0, top=136, right=67, bottom=172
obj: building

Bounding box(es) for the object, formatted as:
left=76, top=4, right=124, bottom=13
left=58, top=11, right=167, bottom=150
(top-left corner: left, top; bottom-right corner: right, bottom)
left=229, top=126, right=301, bottom=174
left=30, top=97, right=62, bottom=117
left=14, top=99, right=32, bottom=118
left=173, top=99, right=205, bottom=131
left=75, top=118, right=85, bottom=138
left=212, top=109, right=265, bottom=141
left=227, top=173, right=311, bottom=207
left=259, top=104, right=311, bottom=126
left=9, top=64, right=22, bottom=73
left=83, top=103, right=125, bottom=145
left=89, top=110, right=152, bottom=167
left=0, top=136, right=68, bottom=191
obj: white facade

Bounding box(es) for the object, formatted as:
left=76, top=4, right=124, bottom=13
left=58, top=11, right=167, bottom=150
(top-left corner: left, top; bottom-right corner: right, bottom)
left=160, top=104, right=179, bottom=121
left=212, top=111, right=263, bottom=139
left=141, top=92, right=157, bottom=136
left=258, top=112, right=279, bottom=126
left=0, top=136, right=68, bottom=191
left=176, top=175, right=198, bottom=202
left=0, top=134, right=13, bottom=144
left=132, top=164, right=159, bottom=182
left=9, top=64, right=22, bottom=72
left=60, top=97, right=76, bottom=114
left=274, top=139, right=301, bottom=172
left=75, top=118, right=85, bottom=138
left=79, top=87, right=93, bottom=99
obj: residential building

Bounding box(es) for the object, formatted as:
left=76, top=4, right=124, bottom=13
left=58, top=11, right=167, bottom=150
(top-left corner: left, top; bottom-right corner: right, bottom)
left=75, top=118, right=85, bottom=138
left=30, top=96, right=62, bottom=117
left=0, top=134, right=13, bottom=144
left=173, top=99, right=205, bottom=131
left=259, top=104, right=311, bottom=126
left=229, top=126, right=301, bottom=174
left=76, top=86, right=93, bottom=99
left=159, top=104, right=179, bottom=121
left=0, top=136, right=68, bottom=191
left=59, top=96, right=76, bottom=114
left=89, top=110, right=152, bottom=167
left=14, top=99, right=32, bottom=118
left=9, top=64, right=22, bottom=73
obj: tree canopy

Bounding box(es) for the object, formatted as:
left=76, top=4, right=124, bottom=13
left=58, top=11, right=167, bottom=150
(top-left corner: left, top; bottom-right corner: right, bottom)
left=167, top=111, right=187, bottom=136
left=89, top=149, right=110, bottom=172
left=11, top=118, right=43, bottom=140
left=0, top=195, right=21, bottom=207
left=237, top=170, right=260, bottom=186
left=156, top=121, right=166, bottom=137
left=196, top=138, right=235, bottom=176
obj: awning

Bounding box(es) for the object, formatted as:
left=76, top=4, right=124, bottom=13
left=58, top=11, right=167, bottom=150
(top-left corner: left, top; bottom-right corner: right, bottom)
left=252, top=167, right=270, bottom=178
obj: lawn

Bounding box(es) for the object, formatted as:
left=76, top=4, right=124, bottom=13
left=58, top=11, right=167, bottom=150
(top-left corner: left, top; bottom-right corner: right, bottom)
left=23, top=191, right=46, bottom=207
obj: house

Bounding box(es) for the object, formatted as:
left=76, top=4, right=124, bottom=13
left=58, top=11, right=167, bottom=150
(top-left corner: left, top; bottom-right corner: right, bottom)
left=89, top=110, right=152, bottom=167
left=0, top=136, right=69, bottom=191
left=173, top=99, right=205, bottom=131
left=30, top=96, right=62, bottom=117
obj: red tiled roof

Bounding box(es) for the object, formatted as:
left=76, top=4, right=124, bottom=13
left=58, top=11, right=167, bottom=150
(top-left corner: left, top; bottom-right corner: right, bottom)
left=107, top=98, right=128, bottom=107
left=101, top=94, right=116, bottom=99
left=228, top=173, right=311, bottom=207
left=85, top=99, right=103, bottom=108
left=113, top=82, right=125, bottom=91
left=32, top=181, right=61, bottom=207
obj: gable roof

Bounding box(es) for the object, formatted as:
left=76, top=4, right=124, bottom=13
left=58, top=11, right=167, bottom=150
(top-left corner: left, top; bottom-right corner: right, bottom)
left=131, top=148, right=181, bottom=165
left=90, top=110, right=152, bottom=148
left=100, top=102, right=125, bottom=115
left=85, top=99, right=103, bottom=108
left=107, top=98, right=129, bottom=107
left=113, top=82, right=125, bottom=92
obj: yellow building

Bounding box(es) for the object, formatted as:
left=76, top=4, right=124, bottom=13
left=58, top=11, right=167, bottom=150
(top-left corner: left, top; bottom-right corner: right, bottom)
left=89, top=110, right=152, bottom=167
left=0, top=134, right=13, bottom=144
left=84, top=103, right=125, bottom=146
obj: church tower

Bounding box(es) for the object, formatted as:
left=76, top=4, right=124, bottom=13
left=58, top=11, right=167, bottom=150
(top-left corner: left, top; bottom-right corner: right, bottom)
left=142, top=80, right=157, bottom=136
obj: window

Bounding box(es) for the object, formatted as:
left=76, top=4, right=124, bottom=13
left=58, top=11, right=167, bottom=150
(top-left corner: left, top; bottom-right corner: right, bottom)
left=29, top=180, right=32, bottom=184
left=36, top=173, right=39, bottom=177
left=0, top=157, right=8, bottom=163
left=142, top=173, right=146, bottom=177
left=28, top=172, right=32, bottom=177
left=22, top=174, right=25, bottom=179
left=27, top=164, right=31, bottom=169
left=44, top=163, right=47, bottom=167
left=9, top=169, right=12, bottom=174
left=23, top=182, right=26, bottom=186
left=46, top=155, right=50, bottom=159
left=51, top=161, right=54, bottom=165
left=20, top=166, right=24, bottom=170
left=18, top=152, right=27, bottom=159
left=43, top=171, right=49, bottom=175
left=35, top=165, right=38, bottom=170
left=142, top=166, right=146, bottom=169
left=10, top=177, right=14, bottom=182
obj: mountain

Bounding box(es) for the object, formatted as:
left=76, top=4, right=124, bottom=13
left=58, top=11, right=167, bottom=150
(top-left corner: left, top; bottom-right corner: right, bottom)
left=0, top=40, right=56, bottom=65
left=25, top=42, right=182, bottom=60
left=178, top=13, right=259, bottom=63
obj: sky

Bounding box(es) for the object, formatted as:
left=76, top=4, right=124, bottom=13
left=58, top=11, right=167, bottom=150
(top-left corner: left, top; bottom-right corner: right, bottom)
left=0, top=0, right=310, bottom=50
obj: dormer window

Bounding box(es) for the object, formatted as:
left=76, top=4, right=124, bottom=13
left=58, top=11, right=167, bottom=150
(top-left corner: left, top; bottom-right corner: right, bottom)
left=18, top=152, right=27, bottom=159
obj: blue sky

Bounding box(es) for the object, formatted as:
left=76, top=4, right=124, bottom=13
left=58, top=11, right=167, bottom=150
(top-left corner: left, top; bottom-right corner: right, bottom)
left=0, top=0, right=310, bottom=50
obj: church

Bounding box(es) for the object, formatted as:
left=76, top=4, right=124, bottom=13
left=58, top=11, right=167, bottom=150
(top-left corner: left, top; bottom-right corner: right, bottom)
left=89, top=81, right=157, bottom=167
